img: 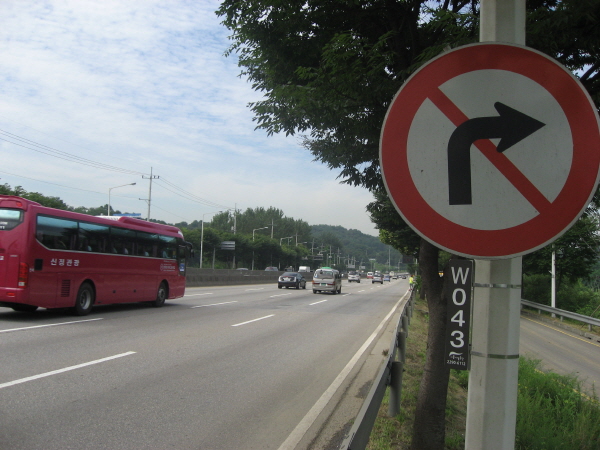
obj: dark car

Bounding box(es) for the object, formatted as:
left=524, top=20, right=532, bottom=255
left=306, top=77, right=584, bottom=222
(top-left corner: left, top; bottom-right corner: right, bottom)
left=278, top=272, right=307, bottom=289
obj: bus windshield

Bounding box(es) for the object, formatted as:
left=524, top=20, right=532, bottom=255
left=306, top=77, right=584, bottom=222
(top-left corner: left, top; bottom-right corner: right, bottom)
left=0, top=208, right=23, bottom=231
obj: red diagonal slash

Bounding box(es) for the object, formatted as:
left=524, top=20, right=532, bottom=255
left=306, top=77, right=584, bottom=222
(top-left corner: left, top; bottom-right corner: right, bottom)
left=429, top=88, right=552, bottom=214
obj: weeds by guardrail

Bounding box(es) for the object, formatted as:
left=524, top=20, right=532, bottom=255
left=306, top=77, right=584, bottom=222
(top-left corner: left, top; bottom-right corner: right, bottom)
left=340, top=294, right=600, bottom=450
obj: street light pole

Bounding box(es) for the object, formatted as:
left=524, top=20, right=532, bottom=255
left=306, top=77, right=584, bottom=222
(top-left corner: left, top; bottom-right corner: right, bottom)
left=252, top=227, right=269, bottom=270
left=108, top=183, right=136, bottom=216
left=200, top=210, right=222, bottom=269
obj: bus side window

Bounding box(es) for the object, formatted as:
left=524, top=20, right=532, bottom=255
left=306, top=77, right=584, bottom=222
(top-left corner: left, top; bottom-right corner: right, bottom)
left=110, top=226, right=135, bottom=256
left=37, top=215, right=78, bottom=250
left=79, top=221, right=109, bottom=254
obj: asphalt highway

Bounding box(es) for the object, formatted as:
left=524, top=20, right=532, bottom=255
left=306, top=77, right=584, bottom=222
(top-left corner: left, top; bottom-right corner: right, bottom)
left=2, top=278, right=598, bottom=450
left=0, top=278, right=408, bottom=450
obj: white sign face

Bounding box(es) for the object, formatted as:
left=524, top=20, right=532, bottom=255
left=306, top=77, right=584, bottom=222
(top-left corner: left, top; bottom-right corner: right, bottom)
left=380, top=43, right=600, bottom=259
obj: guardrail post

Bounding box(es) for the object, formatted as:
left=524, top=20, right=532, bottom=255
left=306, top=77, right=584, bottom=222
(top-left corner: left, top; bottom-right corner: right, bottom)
left=402, top=314, right=409, bottom=340
left=387, top=360, right=404, bottom=417
left=398, top=326, right=407, bottom=363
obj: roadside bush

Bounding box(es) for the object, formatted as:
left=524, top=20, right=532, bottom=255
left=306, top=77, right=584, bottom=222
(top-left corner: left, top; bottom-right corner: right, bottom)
left=522, top=274, right=551, bottom=304
left=558, top=280, right=599, bottom=313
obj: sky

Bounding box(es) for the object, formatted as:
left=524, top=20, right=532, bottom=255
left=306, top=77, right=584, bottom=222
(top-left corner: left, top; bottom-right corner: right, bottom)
left=0, top=0, right=379, bottom=236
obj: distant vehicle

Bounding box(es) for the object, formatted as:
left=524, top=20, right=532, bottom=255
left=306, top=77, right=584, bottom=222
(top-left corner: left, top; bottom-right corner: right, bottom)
left=0, top=195, right=189, bottom=315
left=401, top=275, right=407, bottom=279
left=348, top=271, right=361, bottom=283
left=372, top=273, right=384, bottom=284
left=278, top=272, right=306, bottom=289
left=264, top=266, right=279, bottom=271
left=367, top=272, right=374, bottom=279
left=383, top=274, right=391, bottom=282
left=313, top=267, right=342, bottom=294
left=298, top=266, right=311, bottom=272
left=236, top=267, right=249, bottom=271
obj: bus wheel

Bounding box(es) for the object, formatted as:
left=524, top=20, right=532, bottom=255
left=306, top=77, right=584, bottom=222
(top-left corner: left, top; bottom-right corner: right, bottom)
left=11, top=304, right=38, bottom=313
left=153, top=282, right=167, bottom=308
left=74, top=283, right=94, bottom=316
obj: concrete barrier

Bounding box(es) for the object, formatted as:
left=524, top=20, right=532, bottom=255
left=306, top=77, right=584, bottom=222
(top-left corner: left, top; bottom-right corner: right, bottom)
left=185, top=268, right=283, bottom=287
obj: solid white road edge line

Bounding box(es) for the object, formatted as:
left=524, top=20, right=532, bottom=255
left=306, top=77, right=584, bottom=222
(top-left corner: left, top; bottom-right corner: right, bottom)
left=277, top=293, right=407, bottom=450
left=0, top=318, right=103, bottom=334
left=231, top=314, right=275, bottom=327
left=190, top=301, right=238, bottom=309
left=0, top=351, right=136, bottom=390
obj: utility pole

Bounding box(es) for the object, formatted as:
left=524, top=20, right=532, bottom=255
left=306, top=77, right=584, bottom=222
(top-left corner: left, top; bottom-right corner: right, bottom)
left=142, top=167, right=159, bottom=221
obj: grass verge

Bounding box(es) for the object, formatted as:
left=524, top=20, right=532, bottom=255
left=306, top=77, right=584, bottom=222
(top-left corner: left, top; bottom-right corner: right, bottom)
left=366, top=297, right=600, bottom=450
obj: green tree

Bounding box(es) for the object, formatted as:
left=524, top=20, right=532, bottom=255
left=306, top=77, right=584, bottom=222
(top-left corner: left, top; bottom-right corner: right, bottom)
left=218, top=1, right=600, bottom=448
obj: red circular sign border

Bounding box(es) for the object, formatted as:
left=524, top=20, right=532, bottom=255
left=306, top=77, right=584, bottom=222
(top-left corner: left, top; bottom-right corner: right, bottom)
left=380, top=43, right=600, bottom=259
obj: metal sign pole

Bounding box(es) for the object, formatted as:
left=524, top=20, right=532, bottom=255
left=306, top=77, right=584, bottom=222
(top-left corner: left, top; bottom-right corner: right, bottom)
left=465, top=1, right=525, bottom=449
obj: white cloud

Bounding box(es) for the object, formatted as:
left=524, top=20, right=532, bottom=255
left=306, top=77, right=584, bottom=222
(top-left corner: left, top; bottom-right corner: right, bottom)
left=0, top=0, right=379, bottom=236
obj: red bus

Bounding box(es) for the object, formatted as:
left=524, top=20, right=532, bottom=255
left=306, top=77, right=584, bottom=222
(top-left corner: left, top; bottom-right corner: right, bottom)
left=0, top=195, right=190, bottom=315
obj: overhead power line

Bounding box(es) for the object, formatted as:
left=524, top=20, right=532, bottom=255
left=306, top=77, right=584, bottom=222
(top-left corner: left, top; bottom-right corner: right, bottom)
left=0, top=128, right=234, bottom=211
left=156, top=178, right=233, bottom=210
left=0, top=129, right=145, bottom=176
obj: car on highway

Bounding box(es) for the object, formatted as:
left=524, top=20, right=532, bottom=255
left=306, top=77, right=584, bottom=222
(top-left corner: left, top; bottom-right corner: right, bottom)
left=372, top=273, right=384, bottom=284
left=312, top=267, right=342, bottom=294
left=278, top=272, right=307, bottom=289
left=383, top=274, right=391, bottom=282
left=348, top=271, right=361, bottom=283
left=366, top=272, right=374, bottom=279
left=265, top=266, right=279, bottom=271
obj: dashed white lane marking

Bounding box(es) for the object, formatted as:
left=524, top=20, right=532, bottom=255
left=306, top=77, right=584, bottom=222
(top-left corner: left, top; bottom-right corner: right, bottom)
left=0, top=351, right=136, bottom=390
left=190, top=301, right=238, bottom=309
left=0, top=318, right=103, bottom=334
left=309, top=300, right=327, bottom=306
left=232, top=315, right=275, bottom=327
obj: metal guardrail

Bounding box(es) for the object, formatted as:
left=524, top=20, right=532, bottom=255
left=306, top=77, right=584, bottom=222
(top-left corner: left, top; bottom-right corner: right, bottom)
left=339, top=295, right=599, bottom=450
left=521, top=299, right=600, bottom=330
left=339, top=289, right=414, bottom=450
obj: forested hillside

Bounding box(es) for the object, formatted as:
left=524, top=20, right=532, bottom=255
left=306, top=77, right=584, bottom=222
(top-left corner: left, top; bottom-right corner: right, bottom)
left=311, top=224, right=406, bottom=270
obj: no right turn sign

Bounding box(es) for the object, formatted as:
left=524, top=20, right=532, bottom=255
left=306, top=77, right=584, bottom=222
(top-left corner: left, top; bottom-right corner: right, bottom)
left=380, top=43, right=600, bottom=259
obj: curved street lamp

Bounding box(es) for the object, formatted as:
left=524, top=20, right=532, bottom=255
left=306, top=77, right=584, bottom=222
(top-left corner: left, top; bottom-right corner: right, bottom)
left=251, top=227, right=269, bottom=271
left=200, top=210, right=222, bottom=269
left=108, top=183, right=136, bottom=216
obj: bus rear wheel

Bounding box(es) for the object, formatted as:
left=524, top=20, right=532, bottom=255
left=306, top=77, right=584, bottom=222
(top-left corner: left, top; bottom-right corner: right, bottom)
left=152, top=282, right=167, bottom=308
left=74, top=283, right=94, bottom=316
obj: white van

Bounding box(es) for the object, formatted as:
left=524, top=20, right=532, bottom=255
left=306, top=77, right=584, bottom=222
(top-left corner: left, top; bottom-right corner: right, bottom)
left=312, top=267, right=342, bottom=294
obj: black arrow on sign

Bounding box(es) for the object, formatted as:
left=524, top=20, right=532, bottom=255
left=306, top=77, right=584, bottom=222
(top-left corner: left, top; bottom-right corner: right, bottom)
left=448, top=102, right=545, bottom=205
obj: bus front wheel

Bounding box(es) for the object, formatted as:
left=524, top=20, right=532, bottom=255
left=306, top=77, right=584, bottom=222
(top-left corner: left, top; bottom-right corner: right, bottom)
left=152, top=282, right=167, bottom=308
left=74, top=283, right=94, bottom=316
